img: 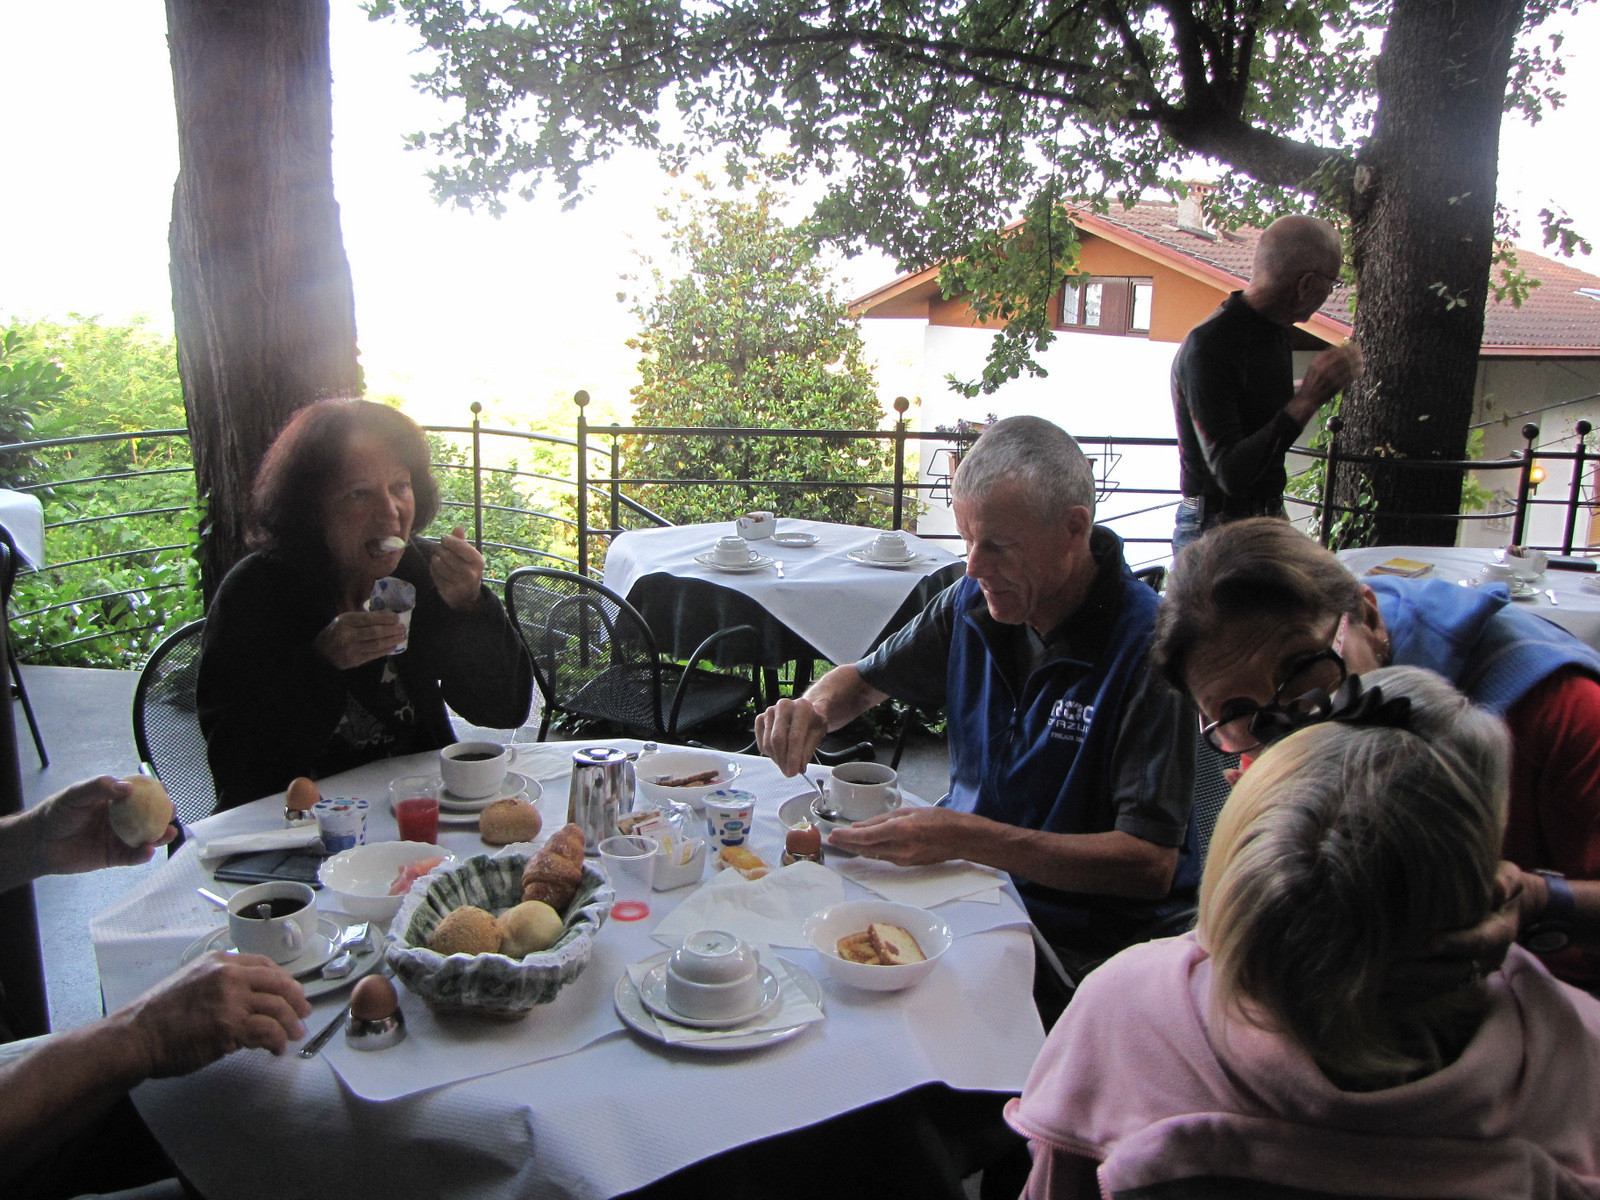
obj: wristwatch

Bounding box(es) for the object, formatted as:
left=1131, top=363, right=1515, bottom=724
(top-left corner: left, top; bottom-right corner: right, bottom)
left=1521, top=869, right=1576, bottom=955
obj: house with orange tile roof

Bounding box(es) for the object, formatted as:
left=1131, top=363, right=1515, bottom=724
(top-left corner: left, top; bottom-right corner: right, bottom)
left=854, top=194, right=1600, bottom=557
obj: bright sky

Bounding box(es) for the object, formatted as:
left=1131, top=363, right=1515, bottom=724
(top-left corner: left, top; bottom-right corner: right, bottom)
left=2, top=1, right=1597, bottom=430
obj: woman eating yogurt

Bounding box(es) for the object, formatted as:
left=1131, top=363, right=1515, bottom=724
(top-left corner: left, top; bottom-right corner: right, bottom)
left=197, top=399, right=533, bottom=809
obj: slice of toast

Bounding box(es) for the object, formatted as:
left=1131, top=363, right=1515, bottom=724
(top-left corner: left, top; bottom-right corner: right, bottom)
left=836, top=931, right=882, bottom=964
left=867, top=922, right=926, bottom=965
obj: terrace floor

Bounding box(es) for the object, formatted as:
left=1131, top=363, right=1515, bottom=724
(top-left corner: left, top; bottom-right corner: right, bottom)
left=13, top=665, right=953, bottom=1032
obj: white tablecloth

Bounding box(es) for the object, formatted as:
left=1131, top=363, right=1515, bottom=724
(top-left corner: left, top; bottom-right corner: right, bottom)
left=1337, top=546, right=1600, bottom=650
left=91, top=742, right=1042, bottom=1200
left=0, top=488, right=45, bottom=568
left=603, top=520, right=963, bottom=665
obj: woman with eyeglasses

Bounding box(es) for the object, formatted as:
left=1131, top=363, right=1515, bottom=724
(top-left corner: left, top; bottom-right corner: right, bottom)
left=1005, top=666, right=1600, bottom=1199
left=1151, top=517, right=1600, bottom=989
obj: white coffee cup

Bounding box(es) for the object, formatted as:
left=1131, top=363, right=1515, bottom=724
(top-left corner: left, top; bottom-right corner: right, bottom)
left=228, top=881, right=318, bottom=964
left=870, top=532, right=909, bottom=561
left=439, top=741, right=511, bottom=799
left=713, top=535, right=752, bottom=565
left=828, top=762, right=902, bottom=822
left=1480, top=563, right=1515, bottom=584
left=1505, top=547, right=1549, bottom=581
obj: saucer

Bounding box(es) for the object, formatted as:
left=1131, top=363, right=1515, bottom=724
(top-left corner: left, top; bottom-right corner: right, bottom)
left=438, top=773, right=540, bottom=812
left=846, top=548, right=922, bottom=569
left=693, top=550, right=775, bottom=573
left=614, top=952, right=823, bottom=1051
left=637, top=961, right=783, bottom=1028
left=770, top=532, right=819, bottom=548
left=182, top=919, right=386, bottom=1000
left=184, top=917, right=338, bottom=976
left=1508, top=580, right=1540, bottom=601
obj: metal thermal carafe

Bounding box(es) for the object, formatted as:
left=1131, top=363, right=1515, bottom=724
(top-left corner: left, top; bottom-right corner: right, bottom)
left=567, top=746, right=636, bottom=854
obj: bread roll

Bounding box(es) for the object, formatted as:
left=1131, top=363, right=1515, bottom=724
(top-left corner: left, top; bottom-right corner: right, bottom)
left=478, top=797, right=542, bottom=846
left=496, top=901, right=564, bottom=958
left=110, top=776, right=175, bottom=848
left=428, top=905, right=502, bottom=956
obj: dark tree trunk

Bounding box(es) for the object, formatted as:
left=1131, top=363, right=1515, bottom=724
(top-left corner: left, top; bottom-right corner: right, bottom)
left=1339, top=0, right=1526, bottom=546
left=166, top=0, right=360, bottom=598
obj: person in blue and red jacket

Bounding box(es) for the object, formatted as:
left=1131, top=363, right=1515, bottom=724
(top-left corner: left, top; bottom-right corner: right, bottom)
left=757, top=416, right=1199, bottom=980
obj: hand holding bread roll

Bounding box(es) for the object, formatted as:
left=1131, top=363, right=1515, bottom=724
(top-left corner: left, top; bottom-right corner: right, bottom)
left=10, top=776, right=178, bottom=888
left=110, top=775, right=176, bottom=848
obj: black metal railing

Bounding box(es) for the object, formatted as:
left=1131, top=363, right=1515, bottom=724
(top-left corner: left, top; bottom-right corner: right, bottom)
left=3, top=399, right=1593, bottom=661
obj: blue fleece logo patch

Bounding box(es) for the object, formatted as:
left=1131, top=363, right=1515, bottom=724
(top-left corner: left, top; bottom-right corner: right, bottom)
left=1048, top=698, right=1094, bottom=742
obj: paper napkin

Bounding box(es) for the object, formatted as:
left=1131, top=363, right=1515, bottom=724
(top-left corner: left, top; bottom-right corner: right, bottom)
left=651, top=859, right=845, bottom=948
left=828, top=856, right=1005, bottom=908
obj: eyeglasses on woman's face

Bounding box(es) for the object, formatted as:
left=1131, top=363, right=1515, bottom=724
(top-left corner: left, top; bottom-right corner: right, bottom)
left=1199, top=613, right=1350, bottom=755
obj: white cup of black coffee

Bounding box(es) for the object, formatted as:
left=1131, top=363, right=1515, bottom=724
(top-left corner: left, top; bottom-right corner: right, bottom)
left=439, top=741, right=511, bottom=799
left=827, top=762, right=902, bottom=822
left=227, top=881, right=317, bottom=964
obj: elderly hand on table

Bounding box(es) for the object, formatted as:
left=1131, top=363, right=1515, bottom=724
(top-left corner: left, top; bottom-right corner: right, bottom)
left=826, top=806, right=979, bottom=866
left=115, top=952, right=312, bottom=1077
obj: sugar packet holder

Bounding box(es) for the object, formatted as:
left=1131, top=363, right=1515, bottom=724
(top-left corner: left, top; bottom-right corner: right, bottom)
left=622, top=809, right=707, bottom=889
left=366, top=576, right=417, bottom=655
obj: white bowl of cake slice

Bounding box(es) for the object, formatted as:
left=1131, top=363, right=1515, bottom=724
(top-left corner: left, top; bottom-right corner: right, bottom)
left=803, top=899, right=952, bottom=991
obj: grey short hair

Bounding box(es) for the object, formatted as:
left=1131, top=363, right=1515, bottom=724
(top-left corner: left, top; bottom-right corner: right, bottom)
left=1252, top=215, right=1342, bottom=287
left=950, top=415, right=1095, bottom=522
left=1200, top=666, right=1509, bottom=1091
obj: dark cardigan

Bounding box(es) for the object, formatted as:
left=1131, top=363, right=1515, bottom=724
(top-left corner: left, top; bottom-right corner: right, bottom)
left=197, top=541, right=533, bottom=810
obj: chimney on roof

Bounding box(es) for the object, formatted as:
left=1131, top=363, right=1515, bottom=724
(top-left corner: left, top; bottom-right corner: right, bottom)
left=1175, top=182, right=1218, bottom=242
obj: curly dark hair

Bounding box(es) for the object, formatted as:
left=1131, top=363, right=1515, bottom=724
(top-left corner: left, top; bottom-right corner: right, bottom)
left=249, top=399, right=440, bottom=556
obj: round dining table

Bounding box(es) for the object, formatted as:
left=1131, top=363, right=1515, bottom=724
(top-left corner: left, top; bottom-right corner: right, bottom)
left=90, top=741, right=1044, bottom=1199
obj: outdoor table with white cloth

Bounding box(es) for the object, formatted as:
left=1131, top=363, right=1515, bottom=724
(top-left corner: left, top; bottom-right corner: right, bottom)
left=602, top=520, right=965, bottom=672
left=89, top=741, right=1042, bottom=1200
left=1337, top=545, right=1600, bottom=650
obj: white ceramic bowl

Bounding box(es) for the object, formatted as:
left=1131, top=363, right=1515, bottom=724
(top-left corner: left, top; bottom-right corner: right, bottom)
left=664, top=964, right=764, bottom=1020
left=803, top=900, right=953, bottom=992
left=670, top=929, right=758, bottom=983
left=318, top=842, right=459, bottom=924
left=635, top=749, right=741, bottom=810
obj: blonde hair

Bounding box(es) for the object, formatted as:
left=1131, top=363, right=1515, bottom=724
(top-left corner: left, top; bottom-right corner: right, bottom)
left=1199, top=666, right=1508, bottom=1091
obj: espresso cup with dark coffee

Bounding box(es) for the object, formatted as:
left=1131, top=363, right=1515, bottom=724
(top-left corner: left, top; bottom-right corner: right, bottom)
left=440, top=740, right=511, bottom=799
left=227, top=881, right=318, bottom=964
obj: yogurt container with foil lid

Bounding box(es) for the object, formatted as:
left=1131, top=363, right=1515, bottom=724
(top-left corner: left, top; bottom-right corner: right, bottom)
left=365, top=576, right=418, bottom=655
left=313, top=796, right=369, bottom=854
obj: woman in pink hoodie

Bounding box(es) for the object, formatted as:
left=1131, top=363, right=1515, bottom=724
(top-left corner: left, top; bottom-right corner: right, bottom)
left=1006, top=666, right=1600, bottom=1200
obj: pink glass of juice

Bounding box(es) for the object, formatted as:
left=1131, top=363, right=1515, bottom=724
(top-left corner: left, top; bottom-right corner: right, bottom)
left=390, top=776, right=440, bottom=844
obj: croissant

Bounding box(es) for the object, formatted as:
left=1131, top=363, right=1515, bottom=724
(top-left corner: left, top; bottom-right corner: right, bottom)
left=544, top=822, right=586, bottom=866
left=522, top=824, right=587, bottom=911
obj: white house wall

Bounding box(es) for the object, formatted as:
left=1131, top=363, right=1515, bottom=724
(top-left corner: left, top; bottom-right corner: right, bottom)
left=900, top=321, right=1329, bottom=569
left=1468, top=358, right=1600, bottom=551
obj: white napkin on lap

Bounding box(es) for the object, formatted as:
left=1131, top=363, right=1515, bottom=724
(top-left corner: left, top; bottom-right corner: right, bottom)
left=191, top=826, right=322, bottom=861
left=651, top=860, right=845, bottom=949
left=828, top=857, right=1006, bottom=909
left=624, top=945, right=824, bottom=1045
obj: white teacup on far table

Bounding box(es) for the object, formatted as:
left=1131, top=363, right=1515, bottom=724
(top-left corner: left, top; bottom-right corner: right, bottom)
left=869, top=532, right=911, bottom=562
left=713, top=535, right=753, bottom=566
left=826, top=762, right=902, bottom=822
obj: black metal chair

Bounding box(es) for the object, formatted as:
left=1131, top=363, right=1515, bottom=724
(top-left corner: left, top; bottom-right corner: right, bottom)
left=132, top=618, right=216, bottom=827
left=0, top=528, right=47, bottom=766
left=506, top=567, right=760, bottom=742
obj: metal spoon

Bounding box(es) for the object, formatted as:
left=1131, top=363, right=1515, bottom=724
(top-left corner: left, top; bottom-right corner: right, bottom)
left=773, top=560, right=785, bottom=579
left=1547, top=588, right=1560, bottom=605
